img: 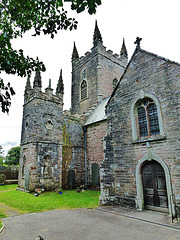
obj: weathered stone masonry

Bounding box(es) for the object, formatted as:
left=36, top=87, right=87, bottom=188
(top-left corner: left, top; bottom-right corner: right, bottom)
left=18, top=72, right=64, bottom=191
left=63, top=113, right=85, bottom=187
left=86, top=120, right=107, bottom=185
left=100, top=47, right=180, bottom=218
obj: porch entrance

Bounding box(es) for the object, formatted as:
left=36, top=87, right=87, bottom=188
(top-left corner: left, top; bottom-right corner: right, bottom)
left=142, top=160, right=168, bottom=211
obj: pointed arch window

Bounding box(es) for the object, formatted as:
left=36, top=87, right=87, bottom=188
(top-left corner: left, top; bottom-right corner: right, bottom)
left=81, top=80, right=87, bottom=100
left=137, top=98, right=160, bottom=138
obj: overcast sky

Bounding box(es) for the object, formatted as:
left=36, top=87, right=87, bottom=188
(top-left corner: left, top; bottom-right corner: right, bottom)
left=1, top=0, right=180, bottom=155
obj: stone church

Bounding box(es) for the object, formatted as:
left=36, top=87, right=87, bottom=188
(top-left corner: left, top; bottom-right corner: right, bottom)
left=18, top=22, right=180, bottom=218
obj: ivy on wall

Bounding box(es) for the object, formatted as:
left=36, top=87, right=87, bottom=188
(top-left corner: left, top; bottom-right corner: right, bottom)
left=62, top=123, right=72, bottom=189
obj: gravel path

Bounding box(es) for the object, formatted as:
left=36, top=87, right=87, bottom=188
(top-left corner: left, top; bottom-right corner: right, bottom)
left=1, top=208, right=180, bottom=240
left=0, top=202, right=24, bottom=217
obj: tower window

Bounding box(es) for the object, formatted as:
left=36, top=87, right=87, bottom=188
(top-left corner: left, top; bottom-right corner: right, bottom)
left=137, top=98, right=160, bottom=138
left=81, top=80, right=87, bottom=100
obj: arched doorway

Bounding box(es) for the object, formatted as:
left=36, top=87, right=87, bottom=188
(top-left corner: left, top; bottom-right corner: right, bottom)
left=135, top=150, right=176, bottom=217
left=142, top=160, right=168, bottom=210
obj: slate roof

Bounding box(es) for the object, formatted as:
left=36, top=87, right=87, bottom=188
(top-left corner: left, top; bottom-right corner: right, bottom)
left=84, top=97, right=110, bottom=126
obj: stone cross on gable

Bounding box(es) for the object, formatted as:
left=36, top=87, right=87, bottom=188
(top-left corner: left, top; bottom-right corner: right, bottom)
left=134, top=37, right=142, bottom=48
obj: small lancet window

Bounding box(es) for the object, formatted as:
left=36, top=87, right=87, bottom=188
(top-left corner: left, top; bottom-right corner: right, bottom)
left=22, top=156, right=26, bottom=177
left=81, top=80, right=87, bottom=100
left=137, top=98, right=160, bottom=138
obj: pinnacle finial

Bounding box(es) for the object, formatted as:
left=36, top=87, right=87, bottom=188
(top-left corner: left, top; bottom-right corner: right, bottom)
left=93, top=20, right=103, bottom=46
left=56, top=69, right=64, bottom=95
left=72, top=42, right=79, bottom=60
left=33, top=69, right=42, bottom=90
left=120, top=38, right=128, bottom=58
left=45, top=78, right=53, bottom=94
left=25, top=76, right=31, bottom=88
left=48, top=79, right=51, bottom=88
left=25, top=76, right=32, bottom=94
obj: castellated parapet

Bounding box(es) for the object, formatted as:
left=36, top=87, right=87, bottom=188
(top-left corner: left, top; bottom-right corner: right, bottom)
left=18, top=71, right=64, bottom=192
left=72, top=44, right=127, bottom=72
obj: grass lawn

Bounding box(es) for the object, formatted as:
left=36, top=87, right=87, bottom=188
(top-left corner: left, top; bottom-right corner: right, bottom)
left=0, top=184, right=100, bottom=228
left=0, top=212, right=6, bottom=229
left=0, top=185, right=17, bottom=191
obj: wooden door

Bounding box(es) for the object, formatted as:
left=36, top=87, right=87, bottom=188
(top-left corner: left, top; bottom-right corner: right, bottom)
left=142, top=161, right=168, bottom=209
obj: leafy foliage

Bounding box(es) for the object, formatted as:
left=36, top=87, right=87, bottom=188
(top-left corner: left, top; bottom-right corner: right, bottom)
left=0, top=145, right=4, bottom=165
left=4, top=146, right=20, bottom=166
left=0, top=146, right=3, bottom=156
left=0, top=157, right=3, bottom=166
left=0, top=0, right=101, bottom=113
left=69, top=0, right=102, bottom=14
left=0, top=79, right=15, bottom=113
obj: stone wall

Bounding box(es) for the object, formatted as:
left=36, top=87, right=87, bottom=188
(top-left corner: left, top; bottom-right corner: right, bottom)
left=63, top=113, right=85, bottom=187
left=19, top=142, right=62, bottom=191
left=86, top=120, right=107, bottom=185
left=100, top=48, right=180, bottom=216
left=21, top=92, right=63, bottom=145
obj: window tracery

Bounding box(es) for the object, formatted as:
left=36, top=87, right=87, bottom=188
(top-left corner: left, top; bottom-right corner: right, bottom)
left=137, top=98, right=160, bottom=138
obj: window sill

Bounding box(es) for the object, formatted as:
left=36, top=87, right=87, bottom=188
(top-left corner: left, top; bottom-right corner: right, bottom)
left=132, top=135, right=166, bottom=144
left=80, top=97, right=89, bottom=102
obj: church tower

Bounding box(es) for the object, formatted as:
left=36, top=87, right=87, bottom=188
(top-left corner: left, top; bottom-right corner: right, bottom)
left=18, top=70, right=64, bottom=191
left=71, top=21, right=128, bottom=116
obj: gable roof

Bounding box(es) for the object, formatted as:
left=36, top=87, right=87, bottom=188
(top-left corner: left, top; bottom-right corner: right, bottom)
left=84, top=97, right=110, bottom=126
left=107, top=46, right=180, bottom=107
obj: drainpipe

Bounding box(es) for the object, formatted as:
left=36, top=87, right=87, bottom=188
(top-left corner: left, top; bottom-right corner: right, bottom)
left=83, top=126, right=87, bottom=189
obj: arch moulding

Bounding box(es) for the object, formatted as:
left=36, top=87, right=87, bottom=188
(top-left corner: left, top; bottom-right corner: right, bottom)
left=131, top=89, right=164, bottom=141
left=135, top=149, right=176, bottom=217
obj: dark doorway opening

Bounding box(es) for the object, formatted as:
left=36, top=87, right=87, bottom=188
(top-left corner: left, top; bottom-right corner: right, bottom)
left=92, top=163, right=99, bottom=186
left=142, top=160, right=168, bottom=210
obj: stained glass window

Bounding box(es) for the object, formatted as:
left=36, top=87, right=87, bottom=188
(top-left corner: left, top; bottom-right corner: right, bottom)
left=137, top=99, right=160, bottom=138
left=138, top=107, right=148, bottom=137
left=148, top=103, right=160, bottom=136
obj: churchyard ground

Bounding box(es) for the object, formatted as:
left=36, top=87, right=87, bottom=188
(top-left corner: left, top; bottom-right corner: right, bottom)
left=0, top=184, right=100, bottom=228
